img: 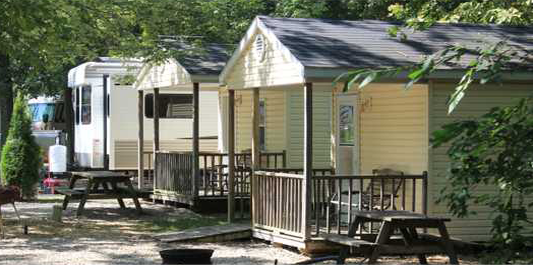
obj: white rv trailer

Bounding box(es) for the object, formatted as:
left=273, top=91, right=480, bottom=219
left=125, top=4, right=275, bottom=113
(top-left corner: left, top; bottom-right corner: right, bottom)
left=68, top=58, right=144, bottom=170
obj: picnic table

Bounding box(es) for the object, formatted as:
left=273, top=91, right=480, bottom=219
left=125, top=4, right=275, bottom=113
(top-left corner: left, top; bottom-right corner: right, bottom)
left=314, top=210, right=458, bottom=264
left=59, top=171, right=142, bottom=217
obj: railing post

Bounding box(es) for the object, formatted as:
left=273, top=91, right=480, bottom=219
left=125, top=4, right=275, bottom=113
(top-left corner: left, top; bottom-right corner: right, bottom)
left=303, top=82, right=313, bottom=240
left=422, top=171, right=428, bottom=215
left=252, top=87, right=260, bottom=228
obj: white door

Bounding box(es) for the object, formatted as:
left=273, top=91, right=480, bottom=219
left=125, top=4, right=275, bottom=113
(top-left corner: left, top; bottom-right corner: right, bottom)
left=336, top=94, right=359, bottom=175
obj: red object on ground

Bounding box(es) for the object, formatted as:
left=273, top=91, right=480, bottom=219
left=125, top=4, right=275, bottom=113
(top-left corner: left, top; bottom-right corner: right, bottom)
left=43, top=178, right=66, bottom=194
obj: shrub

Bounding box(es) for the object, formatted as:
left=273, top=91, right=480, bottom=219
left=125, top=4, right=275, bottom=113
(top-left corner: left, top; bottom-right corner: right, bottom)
left=432, top=97, right=533, bottom=259
left=1, top=93, right=42, bottom=199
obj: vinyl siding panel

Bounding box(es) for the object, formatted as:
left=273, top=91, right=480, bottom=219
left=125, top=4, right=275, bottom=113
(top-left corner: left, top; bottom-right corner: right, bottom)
left=429, top=82, right=533, bottom=241
left=287, top=83, right=333, bottom=168
left=109, top=86, right=220, bottom=170
left=351, top=83, right=429, bottom=175
left=137, top=60, right=191, bottom=90
left=235, top=89, right=286, bottom=154
left=113, top=139, right=218, bottom=170
left=225, top=32, right=304, bottom=89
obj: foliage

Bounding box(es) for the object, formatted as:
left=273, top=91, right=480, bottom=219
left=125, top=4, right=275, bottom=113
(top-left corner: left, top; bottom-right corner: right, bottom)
left=388, top=0, right=533, bottom=29
left=431, top=97, right=533, bottom=258
left=1, top=93, right=42, bottom=199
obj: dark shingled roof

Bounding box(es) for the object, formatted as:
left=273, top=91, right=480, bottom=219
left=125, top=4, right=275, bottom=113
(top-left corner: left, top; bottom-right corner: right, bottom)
left=258, top=16, right=533, bottom=69
left=176, top=43, right=231, bottom=76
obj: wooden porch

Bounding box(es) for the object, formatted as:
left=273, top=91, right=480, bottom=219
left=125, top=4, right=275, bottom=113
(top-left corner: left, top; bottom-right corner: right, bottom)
left=150, top=150, right=286, bottom=213
left=251, top=169, right=428, bottom=250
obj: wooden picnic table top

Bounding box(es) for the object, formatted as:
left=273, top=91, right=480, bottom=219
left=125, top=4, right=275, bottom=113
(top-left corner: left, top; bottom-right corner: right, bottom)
left=353, top=210, right=451, bottom=222
left=70, top=171, right=128, bottom=179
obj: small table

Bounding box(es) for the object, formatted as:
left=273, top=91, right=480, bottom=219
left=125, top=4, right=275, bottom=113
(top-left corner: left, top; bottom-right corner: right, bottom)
left=60, top=171, right=142, bottom=217
left=316, top=210, right=458, bottom=264
left=350, top=210, right=458, bottom=264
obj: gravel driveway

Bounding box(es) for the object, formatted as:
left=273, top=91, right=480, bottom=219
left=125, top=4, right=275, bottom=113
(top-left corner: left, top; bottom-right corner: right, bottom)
left=0, top=196, right=304, bottom=265
left=0, top=196, right=478, bottom=265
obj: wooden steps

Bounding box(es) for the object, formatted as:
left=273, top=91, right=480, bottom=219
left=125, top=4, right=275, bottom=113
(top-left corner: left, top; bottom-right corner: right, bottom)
left=154, top=223, right=252, bottom=243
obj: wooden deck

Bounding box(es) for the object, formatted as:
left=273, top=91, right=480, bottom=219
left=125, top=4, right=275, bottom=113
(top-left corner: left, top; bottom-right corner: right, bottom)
left=154, top=223, right=252, bottom=243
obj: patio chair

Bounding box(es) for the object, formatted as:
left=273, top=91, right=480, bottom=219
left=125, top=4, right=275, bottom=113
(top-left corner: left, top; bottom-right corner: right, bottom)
left=364, top=168, right=404, bottom=210
left=328, top=169, right=404, bottom=222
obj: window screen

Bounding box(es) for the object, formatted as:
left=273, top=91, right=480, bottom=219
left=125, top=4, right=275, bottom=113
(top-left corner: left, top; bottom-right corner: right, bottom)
left=81, top=86, right=91, bottom=124
left=75, top=87, right=80, bottom=125
left=259, top=99, right=266, bottom=151
left=339, top=105, right=354, bottom=145
left=145, top=93, right=193, bottom=119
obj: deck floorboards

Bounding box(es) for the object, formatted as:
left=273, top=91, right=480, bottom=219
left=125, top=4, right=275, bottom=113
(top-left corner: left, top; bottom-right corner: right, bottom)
left=154, top=223, right=252, bottom=243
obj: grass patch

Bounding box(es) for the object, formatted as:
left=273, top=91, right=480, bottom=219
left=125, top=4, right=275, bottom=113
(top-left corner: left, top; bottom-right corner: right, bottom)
left=141, top=215, right=227, bottom=233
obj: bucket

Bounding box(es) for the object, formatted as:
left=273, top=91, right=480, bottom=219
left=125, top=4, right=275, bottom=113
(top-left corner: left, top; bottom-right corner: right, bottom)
left=159, top=249, right=214, bottom=264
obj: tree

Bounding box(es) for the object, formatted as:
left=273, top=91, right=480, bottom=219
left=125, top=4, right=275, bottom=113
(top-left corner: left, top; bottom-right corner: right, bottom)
left=1, top=93, right=42, bottom=199
left=431, top=98, right=533, bottom=260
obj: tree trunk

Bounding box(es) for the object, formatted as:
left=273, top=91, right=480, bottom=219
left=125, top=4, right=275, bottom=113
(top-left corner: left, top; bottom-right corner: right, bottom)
left=0, top=54, right=13, bottom=152
left=63, top=87, right=74, bottom=164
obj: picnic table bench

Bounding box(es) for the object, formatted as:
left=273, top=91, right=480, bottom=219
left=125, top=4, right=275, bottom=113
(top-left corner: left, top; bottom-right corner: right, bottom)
left=300, top=210, right=458, bottom=264
left=59, top=171, right=143, bottom=217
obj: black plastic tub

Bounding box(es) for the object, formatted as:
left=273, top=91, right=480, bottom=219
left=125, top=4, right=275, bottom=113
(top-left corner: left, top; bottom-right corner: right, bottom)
left=159, top=249, right=214, bottom=264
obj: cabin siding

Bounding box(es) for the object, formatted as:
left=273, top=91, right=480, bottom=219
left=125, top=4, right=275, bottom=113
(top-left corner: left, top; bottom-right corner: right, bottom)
left=287, top=83, right=332, bottom=168
left=234, top=89, right=286, bottom=154
left=225, top=31, right=304, bottom=89
left=137, top=60, right=191, bottom=90
left=109, top=86, right=220, bottom=170
left=113, top=139, right=218, bottom=170
left=357, top=84, right=429, bottom=175
left=429, top=82, right=533, bottom=241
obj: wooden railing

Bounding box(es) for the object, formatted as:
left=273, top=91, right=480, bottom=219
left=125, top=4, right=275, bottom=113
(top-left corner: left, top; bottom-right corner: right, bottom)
left=154, top=150, right=286, bottom=199
left=154, top=151, right=194, bottom=196
left=252, top=171, right=306, bottom=238
left=252, top=170, right=428, bottom=239
left=312, top=172, right=428, bottom=236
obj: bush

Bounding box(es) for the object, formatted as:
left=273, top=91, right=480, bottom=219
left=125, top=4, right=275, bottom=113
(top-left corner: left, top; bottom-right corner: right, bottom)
left=1, top=93, right=42, bottom=199
left=432, top=97, right=533, bottom=259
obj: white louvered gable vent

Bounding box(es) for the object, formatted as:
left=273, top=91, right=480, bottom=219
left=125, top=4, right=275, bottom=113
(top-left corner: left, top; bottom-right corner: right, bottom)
left=254, top=34, right=267, bottom=62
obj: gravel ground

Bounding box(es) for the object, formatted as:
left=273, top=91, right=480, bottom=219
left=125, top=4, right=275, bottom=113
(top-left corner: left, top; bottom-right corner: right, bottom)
left=0, top=195, right=479, bottom=265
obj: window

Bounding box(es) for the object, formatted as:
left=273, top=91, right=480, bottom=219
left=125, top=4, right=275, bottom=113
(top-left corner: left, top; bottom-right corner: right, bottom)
left=145, top=93, right=193, bottom=119
left=29, top=103, right=55, bottom=122
left=259, top=99, right=266, bottom=150
left=75, top=87, right=80, bottom=125
left=81, top=86, right=92, bottom=124
left=339, top=105, right=355, bottom=145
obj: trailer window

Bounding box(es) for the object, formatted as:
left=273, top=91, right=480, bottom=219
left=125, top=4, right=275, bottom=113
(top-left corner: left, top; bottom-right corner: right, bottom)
left=81, top=86, right=91, bottom=124
left=75, top=87, right=80, bottom=125
left=145, top=93, right=193, bottom=119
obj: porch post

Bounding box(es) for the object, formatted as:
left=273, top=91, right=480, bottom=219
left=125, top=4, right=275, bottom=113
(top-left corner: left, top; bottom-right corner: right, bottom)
left=192, top=83, right=200, bottom=198
left=303, top=82, right=313, bottom=239
left=153, top=88, right=160, bottom=186
left=227, top=89, right=236, bottom=223
left=137, top=89, right=144, bottom=189
left=251, top=87, right=260, bottom=227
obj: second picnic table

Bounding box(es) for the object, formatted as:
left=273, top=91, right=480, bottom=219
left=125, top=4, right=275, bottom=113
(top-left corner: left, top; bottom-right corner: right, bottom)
left=59, top=171, right=142, bottom=217
left=321, top=210, right=458, bottom=264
